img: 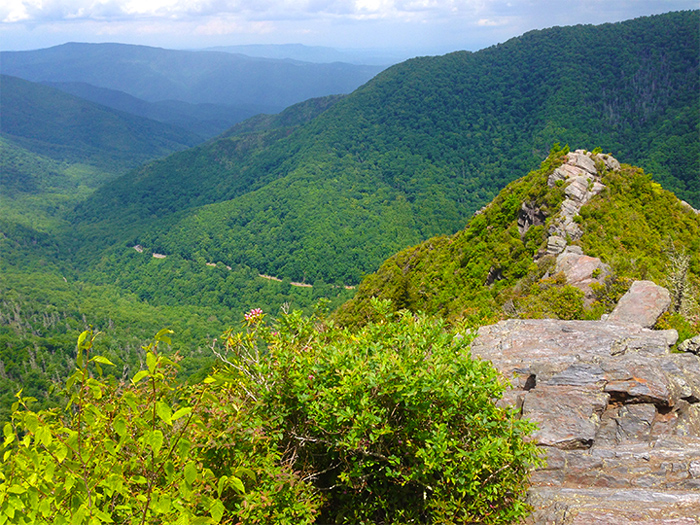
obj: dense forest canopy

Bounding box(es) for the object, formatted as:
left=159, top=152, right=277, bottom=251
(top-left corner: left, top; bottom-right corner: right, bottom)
left=68, top=11, right=698, bottom=288
left=0, top=9, right=698, bottom=444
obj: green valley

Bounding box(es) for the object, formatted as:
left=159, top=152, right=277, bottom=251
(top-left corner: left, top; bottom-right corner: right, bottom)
left=1, top=10, right=700, bottom=524
left=69, top=11, right=699, bottom=290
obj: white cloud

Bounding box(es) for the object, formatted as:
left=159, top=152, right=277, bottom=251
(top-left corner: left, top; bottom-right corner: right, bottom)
left=1, top=0, right=697, bottom=52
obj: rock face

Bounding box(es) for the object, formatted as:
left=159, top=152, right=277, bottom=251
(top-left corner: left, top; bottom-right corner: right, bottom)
left=470, top=319, right=700, bottom=524
left=554, top=246, right=611, bottom=304
left=608, top=280, right=672, bottom=328
left=546, top=150, right=615, bottom=255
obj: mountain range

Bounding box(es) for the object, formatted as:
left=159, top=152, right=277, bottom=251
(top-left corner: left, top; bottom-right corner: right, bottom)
left=1, top=43, right=385, bottom=137
left=67, top=11, right=699, bottom=289
left=0, top=11, right=698, bottom=421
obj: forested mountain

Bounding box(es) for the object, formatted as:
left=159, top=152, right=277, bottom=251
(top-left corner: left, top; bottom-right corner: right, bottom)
left=2, top=12, right=698, bottom=422
left=43, top=81, right=272, bottom=139
left=0, top=75, right=201, bottom=170
left=71, top=11, right=699, bottom=288
left=336, top=146, right=700, bottom=329
left=1, top=43, right=384, bottom=110
left=0, top=75, right=202, bottom=230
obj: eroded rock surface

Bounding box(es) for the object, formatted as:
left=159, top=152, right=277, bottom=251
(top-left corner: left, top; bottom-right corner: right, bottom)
left=546, top=150, right=614, bottom=254
left=470, top=319, right=700, bottom=524
left=609, top=280, right=672, bottom=328
left=555, top=246, right=611, bottom=304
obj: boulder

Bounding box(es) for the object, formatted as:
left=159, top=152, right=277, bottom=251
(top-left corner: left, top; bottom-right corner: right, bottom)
left=547, top=235, right=567, bottom=255
left=608, top=280, right=671, bottom=328
left=555, top=248, right=611, bottom=304
left=597, top=153, right=621, bottom=171
left=567, top=151, right=598, bottom=175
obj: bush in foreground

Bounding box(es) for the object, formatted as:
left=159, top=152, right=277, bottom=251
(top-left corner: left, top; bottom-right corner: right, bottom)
left=1, top=304, right=540, bottom=524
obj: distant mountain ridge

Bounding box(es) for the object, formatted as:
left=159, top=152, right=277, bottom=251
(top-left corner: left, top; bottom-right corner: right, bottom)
left=203, top=44, right=407, bottom=65
left=42, top=81, right=273, bottom=139
left=1, top=42, right=385, bottom=109
left=69, top=11, right=699, bottom=288
left=0, top=75, right=201, bottom=170
left=0, top=74, right=202, bottom=230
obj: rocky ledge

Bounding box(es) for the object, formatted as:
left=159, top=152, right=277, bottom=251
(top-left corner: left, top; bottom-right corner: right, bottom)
left=470, top=319, right=700, bottom=524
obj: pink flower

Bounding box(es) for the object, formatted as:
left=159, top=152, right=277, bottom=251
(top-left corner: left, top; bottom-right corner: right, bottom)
left=244, top=308, right=264, bottom=324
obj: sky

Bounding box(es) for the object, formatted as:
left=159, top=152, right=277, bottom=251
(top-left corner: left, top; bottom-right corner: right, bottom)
left=1, top=0, right=697, bottom=56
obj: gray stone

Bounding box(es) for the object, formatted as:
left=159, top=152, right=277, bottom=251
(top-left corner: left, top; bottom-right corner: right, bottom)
left=690, top=460, right=700, bottom=478
left=608, top=280, right=671, bottom=328
left=679, top=335, right=700, bottom=355
left=596, top=153, right=621, bottom=171
left=545, top=364, right=606, bottom=387
left=567, top=151, right=598, bottom=175
left=555, top=250, right=611, bottom=304
left=548, top=163, right=588, bottom=187
left=616, top=404, right=657, bottom=442
left=469, top=318, right=700, bottom=523
left=547, top=235, right=567, bottom=255
left=565, top=176, right=594, bottom=203
left=522, top=385, right=608, bottom=449
left=518, top=201, right=548, bottom=237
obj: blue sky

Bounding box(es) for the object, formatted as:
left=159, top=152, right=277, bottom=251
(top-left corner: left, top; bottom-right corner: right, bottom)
left=1, top=0, right=697, bottom=55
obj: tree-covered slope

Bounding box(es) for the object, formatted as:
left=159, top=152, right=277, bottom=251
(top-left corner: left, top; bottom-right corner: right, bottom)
left=71, top=11, right=698, bottom=287
left=1, top=43, right=384, bottom=109
left=0, top=75, right=202, bottom=171
left=44, top=81, right=275, bottom=139
left=336, top=146, right=700, bottom=329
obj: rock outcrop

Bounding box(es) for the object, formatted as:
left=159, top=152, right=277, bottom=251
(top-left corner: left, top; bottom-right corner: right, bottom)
left=546, top=150, right=616, bottom=255
left=470, top=319, right=700, bottom=524
left=554, top=246, right=611, bottom=304
left=608, top=280, right=672, bottom=328
left=680, top=335, right=700, bottom=356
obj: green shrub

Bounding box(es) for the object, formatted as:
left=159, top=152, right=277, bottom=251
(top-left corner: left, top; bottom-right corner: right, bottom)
left=0, top=329, right=319, bottom=525
left=1, top=309, right=541, bottom=524
left=216, top=301, right=541, bottom=524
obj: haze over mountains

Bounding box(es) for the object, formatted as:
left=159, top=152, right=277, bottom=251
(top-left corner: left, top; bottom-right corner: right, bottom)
left=1, top=43, right=385, bottom=138
left=203, top=43, right=409, bottom=65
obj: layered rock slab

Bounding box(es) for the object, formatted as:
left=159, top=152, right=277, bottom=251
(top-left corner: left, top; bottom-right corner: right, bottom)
left=470, top=319, right=700, bottom=524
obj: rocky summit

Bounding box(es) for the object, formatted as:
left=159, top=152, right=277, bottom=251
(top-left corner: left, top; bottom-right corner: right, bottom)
left=470, top=318, right=700, bottom=524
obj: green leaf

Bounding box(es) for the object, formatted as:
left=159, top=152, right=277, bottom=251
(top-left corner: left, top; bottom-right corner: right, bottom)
left=24, top=413, right=39, bottom=434
left=171, top=407, right=192, bottom=421
left=228, top=476, right=245, bottom=494
left=35, top=426, right=52, bottom=447
left=209, top=499, right=225, bottom=523
left=164, top=460, right=175, bottom=481
left=87, top=380, right=103, bottom=400
left=92, top=355, right=115, bottom=366
left=184, top=462, right=197, bottom=485
left=3, top=423, right=14, bottom=446
left=217, top=476, right=228, bottom=497
left=155, top=328, right=174, bottom=344
left=149, top=430, right=164, bottom=456
left=55, top=443, right=68, bottom=463
left=146, top=352, right=157, bottom=374
left=77, top=330, right=89, bottom=349
left=113, top=417, right=127, bottom=438
left=156, top=401, right=173, bottom=425
left=131, top=370, right=149, bottom=384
